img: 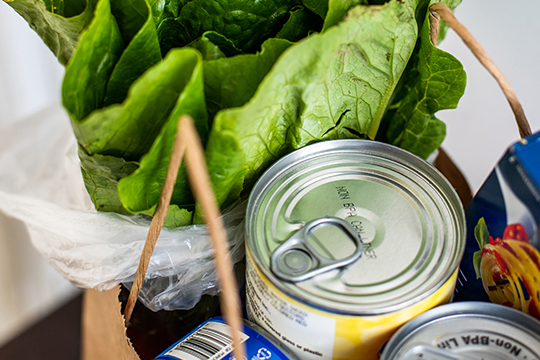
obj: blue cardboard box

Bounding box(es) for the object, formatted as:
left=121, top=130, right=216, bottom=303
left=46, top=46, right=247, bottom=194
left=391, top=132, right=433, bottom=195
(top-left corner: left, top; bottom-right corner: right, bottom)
left=453, top=131, right=540, bottom=319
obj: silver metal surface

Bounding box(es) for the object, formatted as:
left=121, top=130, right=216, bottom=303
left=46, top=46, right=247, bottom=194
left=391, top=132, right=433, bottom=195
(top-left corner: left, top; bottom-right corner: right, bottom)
left=246, top=139, right=466, bottom=314
left=381, top=302, right=540, bottom=360
left=401, top=345, right=477, bottom=360
left=270, top=217, right=363, bottom=282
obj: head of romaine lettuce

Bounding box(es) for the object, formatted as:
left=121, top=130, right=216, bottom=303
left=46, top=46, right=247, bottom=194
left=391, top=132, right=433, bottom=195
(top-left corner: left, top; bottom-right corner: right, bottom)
left=5, top=0, right=465, bottom=226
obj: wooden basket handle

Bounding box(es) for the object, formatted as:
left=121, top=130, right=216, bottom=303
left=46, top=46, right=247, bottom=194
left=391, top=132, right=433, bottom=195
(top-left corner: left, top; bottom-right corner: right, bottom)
left=429, top=3, right=532, bottom=139
left=123, top=115, right=245, bottom=360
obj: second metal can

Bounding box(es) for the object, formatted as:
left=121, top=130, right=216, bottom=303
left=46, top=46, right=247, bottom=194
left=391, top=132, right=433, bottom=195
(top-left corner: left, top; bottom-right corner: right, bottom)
left=245, top=140, right=466, bottom=360
left=380, top=302, right=540, bottom=359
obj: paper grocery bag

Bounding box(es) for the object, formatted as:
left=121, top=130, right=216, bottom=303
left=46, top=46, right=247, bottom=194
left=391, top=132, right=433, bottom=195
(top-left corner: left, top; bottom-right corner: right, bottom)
left=82, top=286, right=140, bottom=360
left=81, top=115, right=244, bottom=360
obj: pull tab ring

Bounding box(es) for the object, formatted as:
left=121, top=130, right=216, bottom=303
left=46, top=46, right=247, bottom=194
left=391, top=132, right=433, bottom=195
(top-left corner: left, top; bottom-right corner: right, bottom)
left=270, top=217, right=363, bottom=282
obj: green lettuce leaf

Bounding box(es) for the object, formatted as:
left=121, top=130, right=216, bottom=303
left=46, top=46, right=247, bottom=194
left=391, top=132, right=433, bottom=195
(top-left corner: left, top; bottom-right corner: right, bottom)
left=72, top=48, right=204, bottom=160
left=78, top=147, right=139, bottom=214
left=301, top=0, right=328, bottom=18
left=163, top=206, right=193, bottom=228
left=5, top=0, right=467, bottom=228
left=79, top=134, right=193, bottom=227
left=103, top=0, right=162, bottom=106
left=204, top=38, right=293, bottom=120
left=379, top=0, right=465, bottom=158
left=303, top=0, right=392, bottom=21
left=188, top=31, right=243, bottom=61
left=42, top=0, right=86, bottom=16
left=5, top=0, right=97, bottom=65
left=62, top=0, right=124, bottom=121
left=109, top=0, right=146, bottom=44
left=276, top=5, right=323, bottom=42
left=203, top=0, right=418, bottom=210
left=434, top=0, right=461, bottom=42
left=151, top=0, right=297, bottom=54
left=60, top=0, right=294, bottom=217
left=322, top=0, right=368, bottom=31
left=117, top=48, right=206, bottom=213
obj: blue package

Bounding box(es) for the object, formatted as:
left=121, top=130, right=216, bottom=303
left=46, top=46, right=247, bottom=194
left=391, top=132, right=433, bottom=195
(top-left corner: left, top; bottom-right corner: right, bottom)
left=154, top=317, right=296, bottom=360
left=453, top=130, right=540, bottom=319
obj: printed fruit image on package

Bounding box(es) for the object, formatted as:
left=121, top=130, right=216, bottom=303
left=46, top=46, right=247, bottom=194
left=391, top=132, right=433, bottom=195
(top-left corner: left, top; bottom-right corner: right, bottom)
left=472, top=218, right=540, bottom=318
left=454, top=131, right=540, bottom=319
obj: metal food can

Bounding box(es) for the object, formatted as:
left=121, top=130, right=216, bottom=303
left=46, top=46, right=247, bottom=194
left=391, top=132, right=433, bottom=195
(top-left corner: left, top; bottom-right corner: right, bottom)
left=380, top=302, right=540, bottom=359
left=245, top=140, right=466, bottom=360
left=154, top=316, right=298, bottom=360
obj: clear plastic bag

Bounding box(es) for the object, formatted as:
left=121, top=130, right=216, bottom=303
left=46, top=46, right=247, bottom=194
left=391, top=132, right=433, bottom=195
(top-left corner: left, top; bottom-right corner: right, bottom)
left=0, top=103, right=246, bottom=311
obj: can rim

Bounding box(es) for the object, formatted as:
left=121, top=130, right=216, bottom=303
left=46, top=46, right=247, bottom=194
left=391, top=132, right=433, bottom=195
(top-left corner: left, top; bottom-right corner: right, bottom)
left=381, top=302, right=540, bottom=359
left=246, top=139, right=466, bottom=315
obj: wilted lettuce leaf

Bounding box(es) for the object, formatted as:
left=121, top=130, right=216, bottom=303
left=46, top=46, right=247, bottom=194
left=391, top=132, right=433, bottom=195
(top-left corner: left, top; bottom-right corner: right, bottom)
left=5, top=0, right=97, bottom=65
left=151, top=0, right=298, bottom=54
left=203, top=0, right=419, bottom=210
left=117, top=48, right=206, bottom=214
left=378, top=0, right=466, bottom=158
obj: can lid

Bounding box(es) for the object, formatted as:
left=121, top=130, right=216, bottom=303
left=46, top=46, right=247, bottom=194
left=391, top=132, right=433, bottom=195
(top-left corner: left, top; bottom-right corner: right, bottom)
left=381, top=302, right=540, bottom=360
left=246, top=140, right=465, bottom=314
left=270, top=216, right=363, bottom=282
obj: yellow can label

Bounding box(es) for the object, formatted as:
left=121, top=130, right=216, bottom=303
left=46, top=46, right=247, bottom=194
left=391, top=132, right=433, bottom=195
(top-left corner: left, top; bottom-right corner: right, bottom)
left=246, top=250, right=458, bottom=360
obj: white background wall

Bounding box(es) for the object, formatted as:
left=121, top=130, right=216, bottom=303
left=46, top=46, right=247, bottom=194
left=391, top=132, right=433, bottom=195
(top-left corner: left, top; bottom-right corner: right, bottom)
left=0, top=0, right=78, bottom=348
left=438, top=0, right=540, bottom=192
left=0, top=0, right=539, bottom=348
left=0, top=1, right=64, bottom=124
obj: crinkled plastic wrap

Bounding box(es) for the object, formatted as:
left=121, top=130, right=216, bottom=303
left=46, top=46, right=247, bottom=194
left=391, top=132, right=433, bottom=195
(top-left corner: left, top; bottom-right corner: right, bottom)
left=0, top=103, right=246, bottom=311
